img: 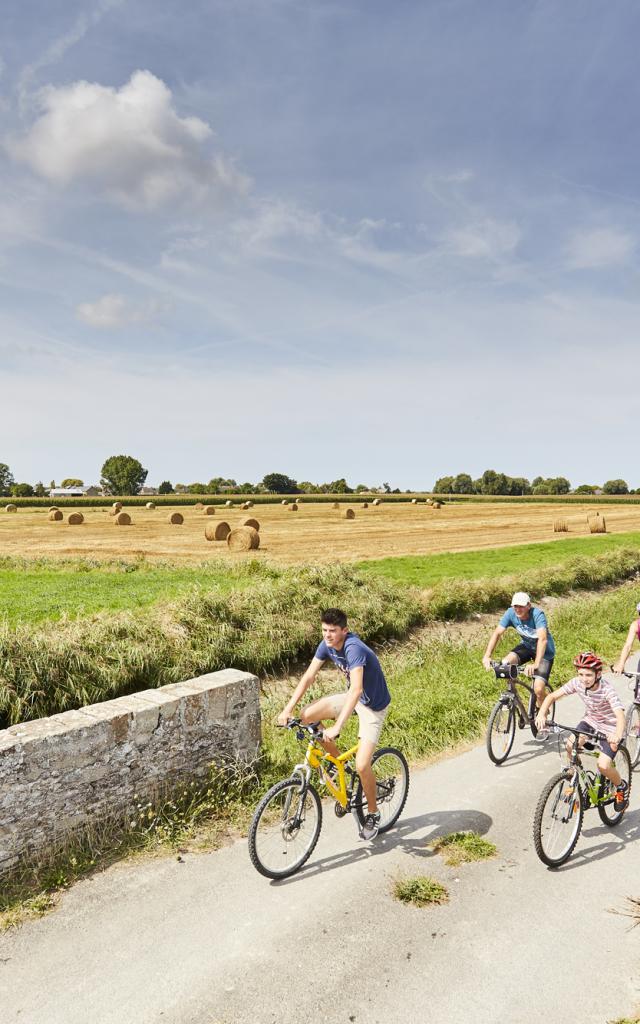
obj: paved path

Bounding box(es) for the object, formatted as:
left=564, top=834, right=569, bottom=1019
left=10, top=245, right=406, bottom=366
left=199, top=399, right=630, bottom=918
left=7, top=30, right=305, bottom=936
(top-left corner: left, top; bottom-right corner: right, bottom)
left=2, top=678, right=640, bottom=1024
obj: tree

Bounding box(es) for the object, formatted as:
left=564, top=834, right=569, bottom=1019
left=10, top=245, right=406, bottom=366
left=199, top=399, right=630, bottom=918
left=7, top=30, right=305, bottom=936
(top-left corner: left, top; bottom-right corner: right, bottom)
left=262, top=472, right=298, bottom=494
left=325, top=478, right=353, bottom=494
left=433, top=476, right=454, bottom=494
left=603, top=479, right=629, bottom=495
left=11, top=482, right=34, bottom=497
left=61, top=478, right=84, bottom=488
left=237, top=482, right=255, bottom=494
left=298, top=481, right=321, bottom=493
left=452, top=473, right=474, bottom=494
left=507, top=477, right=532, bottom=496
left=0, top=463, right=14, bottom=497
left=574, top=484, right=597, bottom=494
left=479, top=469, right=509, bottom=495
left=355, top=484, right=370, bottom=493
left=188, top=482, right=207, bottom=494
left=158, top=481, right=174, bottom=494
left=100, top=454, right=148, bottom=496
left=34, top=481, right=46, bottom=497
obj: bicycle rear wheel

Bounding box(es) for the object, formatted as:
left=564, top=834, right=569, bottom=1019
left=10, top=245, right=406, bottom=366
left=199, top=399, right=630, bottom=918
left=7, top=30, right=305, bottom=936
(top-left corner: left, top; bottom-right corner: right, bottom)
left=248, top=777, right=322, bottom=879
left=624, top=704, right=640, bottom=769
left=533, top=771, right=583, bottom=867
left=354, top=747, right=409, bottom=834
left=528, top=682, right=555, bottom=738
left=486, top=700, right=516, bottom=764
left=597, top=746, right=632, bottom=826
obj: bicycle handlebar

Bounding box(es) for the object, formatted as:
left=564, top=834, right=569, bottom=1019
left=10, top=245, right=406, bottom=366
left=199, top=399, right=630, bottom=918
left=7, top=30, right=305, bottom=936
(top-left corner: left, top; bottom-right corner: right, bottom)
left=277, top=718, right=325, bottom=740
left=543, top=721, right=612, bottom=745
left=490, top=660, right=527, bottom=680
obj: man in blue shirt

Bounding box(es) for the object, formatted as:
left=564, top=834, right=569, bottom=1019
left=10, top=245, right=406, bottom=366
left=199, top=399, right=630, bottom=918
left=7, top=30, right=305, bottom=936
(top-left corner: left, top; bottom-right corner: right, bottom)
left=482, top=591, right=556, bottom=707
left=277, top=607, right=390, bottom=840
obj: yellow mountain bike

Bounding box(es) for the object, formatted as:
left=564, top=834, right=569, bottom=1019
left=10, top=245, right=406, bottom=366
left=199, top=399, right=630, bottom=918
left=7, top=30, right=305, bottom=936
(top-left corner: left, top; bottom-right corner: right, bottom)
left=248, top=719, right=409, bottom=879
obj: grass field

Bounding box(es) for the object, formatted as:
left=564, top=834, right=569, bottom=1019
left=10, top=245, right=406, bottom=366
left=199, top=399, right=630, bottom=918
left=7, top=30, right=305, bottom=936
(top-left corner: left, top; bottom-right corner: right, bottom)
left=1, top=500, right=640, bottom=564
left=359, top=531, right=640, bottom=586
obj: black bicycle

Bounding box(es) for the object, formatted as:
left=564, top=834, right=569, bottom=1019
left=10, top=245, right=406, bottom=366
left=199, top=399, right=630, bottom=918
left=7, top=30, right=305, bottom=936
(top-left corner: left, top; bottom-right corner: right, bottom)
left=619, top=669, right=640, bottom=769
left=486, top=660, right=555, bottom=765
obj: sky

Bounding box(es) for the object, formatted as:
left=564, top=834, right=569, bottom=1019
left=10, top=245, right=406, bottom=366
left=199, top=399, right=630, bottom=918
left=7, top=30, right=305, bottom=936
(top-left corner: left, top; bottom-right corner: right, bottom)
left=2, top=0, right=640, bottom=489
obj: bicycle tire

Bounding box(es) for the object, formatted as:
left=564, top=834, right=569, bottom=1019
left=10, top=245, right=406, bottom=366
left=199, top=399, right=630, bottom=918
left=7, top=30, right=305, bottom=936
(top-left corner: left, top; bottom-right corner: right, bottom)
left=597, top=746, right=632, bottom=827
left=248, top=777, right=322, bottom=879
left=528, top=682, right=555, bottom=738
left=354, top=747, right=409, bottom=834
left=624, top=704, right=640, bottom=770
left=486, top=700, right=516, bottom=764
left=533, top=770, right=583, bottom=868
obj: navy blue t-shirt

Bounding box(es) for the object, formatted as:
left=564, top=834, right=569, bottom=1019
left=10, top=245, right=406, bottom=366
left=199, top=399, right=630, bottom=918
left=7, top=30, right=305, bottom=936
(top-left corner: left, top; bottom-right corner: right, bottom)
left=314, top=632, right=391, bottom=711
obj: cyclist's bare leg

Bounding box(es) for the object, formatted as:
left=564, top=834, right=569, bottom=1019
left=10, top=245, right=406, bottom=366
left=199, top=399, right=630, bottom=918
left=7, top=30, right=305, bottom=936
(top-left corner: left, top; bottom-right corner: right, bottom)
left=301, top=696, right=341, bottom=758
left=533, top=675, right=547, bottom=710
left=597, top=752, right=622, bottom=788
left=355, top=739, right=378, bottom=814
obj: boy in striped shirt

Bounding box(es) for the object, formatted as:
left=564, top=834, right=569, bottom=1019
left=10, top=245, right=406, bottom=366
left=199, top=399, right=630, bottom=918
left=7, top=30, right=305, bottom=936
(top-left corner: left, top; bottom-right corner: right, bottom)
left=535, top=652, right=629, bottom=810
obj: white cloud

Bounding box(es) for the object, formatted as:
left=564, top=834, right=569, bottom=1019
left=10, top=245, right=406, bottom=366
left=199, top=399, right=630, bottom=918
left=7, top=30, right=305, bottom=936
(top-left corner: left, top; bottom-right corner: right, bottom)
left=565, top=227, right=635, bottom=270
left=8, top=70, right=248, bottom=210
left=76, top=292, right=167, bottom=328
left=443, top=218, right=521, bottom=260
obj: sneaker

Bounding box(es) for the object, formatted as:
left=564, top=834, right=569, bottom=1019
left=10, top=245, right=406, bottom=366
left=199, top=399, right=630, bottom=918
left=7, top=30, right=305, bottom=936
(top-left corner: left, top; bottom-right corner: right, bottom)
left=615, top=780, right=629, bottom=812
left=359, top=811, right=381, bottom=841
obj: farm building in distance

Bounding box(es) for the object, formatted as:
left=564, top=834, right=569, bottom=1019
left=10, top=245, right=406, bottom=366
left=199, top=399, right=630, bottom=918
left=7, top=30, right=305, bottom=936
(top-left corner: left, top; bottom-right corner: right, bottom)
left=49, top=486, right=102, bottom=498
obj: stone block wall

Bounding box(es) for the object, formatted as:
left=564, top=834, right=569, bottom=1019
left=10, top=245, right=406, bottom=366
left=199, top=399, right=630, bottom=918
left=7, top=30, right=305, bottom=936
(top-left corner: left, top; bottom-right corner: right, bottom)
left=0, top=668, right=261, bottom=875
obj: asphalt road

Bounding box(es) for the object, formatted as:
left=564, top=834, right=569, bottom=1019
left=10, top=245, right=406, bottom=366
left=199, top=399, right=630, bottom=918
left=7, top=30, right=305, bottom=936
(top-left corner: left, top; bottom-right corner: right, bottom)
left=1, top=674, right=640, bottom=1024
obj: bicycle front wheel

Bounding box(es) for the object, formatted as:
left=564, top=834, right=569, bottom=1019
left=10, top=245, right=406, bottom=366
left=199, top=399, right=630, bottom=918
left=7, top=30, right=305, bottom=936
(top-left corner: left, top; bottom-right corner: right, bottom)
left=597, top=746, right=632, bottom=827
left=533, top=771, right=583, bottom=868
left=486, top=701, right=516, bottom=764
left=354, top=747, right=409, bottom=834
left=624, top=704, right=640, bottom=769
left=248, top=777, right=322, bottom=879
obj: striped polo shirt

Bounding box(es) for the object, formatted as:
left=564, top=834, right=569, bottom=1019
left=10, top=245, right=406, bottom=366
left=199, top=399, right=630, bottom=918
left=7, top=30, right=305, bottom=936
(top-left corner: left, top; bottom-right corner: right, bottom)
left=559, top=676, right=623, bottom=731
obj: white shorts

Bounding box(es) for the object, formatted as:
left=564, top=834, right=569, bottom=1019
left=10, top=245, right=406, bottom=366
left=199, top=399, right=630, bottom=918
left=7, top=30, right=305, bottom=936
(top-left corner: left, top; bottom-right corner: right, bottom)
left=325, top=692, right=389, bottom=746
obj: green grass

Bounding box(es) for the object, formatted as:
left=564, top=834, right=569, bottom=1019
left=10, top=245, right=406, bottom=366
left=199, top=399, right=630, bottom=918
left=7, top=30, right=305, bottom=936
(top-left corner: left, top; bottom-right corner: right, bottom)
left=392, top=876, right=449, bottom=907
left=0, top=559, right=246, bottom=627
left=430, top=831, right=497, bottom=866
left=359, top=532, right=640, bottom=588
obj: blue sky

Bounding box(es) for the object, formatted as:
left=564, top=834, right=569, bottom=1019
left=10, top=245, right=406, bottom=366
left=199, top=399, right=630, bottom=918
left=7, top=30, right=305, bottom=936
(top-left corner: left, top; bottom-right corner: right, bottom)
left=2, top=0, right=639, bottom=489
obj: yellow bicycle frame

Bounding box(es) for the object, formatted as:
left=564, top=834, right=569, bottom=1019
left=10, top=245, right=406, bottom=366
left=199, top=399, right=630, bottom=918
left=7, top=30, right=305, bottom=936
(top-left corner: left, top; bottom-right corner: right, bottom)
left=305, top=739, right=360, bottom=808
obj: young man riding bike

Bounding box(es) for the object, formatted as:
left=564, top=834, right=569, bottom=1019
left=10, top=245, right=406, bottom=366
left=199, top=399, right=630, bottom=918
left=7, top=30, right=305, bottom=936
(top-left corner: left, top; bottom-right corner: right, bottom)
left=482, top=591, right=555, bottom=709
left=277, top=607, right=391, bottom=841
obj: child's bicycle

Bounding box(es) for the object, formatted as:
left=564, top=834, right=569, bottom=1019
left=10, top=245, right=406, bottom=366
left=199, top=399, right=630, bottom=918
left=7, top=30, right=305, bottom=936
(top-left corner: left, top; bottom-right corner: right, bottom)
left=618, top=667, right=640, bottom=769
left=248, top=719, right=409, bottom=879
left=486, top=660, right=555, bottom=765
left=532, top=722, right=632, bottom=868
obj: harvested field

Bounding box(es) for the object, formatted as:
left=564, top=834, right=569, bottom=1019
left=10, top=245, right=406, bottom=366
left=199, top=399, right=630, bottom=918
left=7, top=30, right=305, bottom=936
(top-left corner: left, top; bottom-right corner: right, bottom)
left=1, top=501, right=640, bottom=564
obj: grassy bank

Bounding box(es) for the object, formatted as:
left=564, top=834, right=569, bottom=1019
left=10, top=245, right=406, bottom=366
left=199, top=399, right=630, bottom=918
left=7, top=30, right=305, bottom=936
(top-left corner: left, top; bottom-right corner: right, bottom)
left=3, top=546, right=640, bottom=726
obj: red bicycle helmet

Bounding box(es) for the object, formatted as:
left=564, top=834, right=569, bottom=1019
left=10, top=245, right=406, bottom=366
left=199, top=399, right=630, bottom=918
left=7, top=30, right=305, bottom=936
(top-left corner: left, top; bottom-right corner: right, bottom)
left=573, top=651, right=603, bottom=673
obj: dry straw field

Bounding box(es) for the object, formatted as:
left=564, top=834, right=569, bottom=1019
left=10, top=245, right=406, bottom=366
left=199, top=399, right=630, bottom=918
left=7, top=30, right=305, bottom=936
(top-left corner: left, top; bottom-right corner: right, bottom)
left=2, top=500, right=640, bottom=565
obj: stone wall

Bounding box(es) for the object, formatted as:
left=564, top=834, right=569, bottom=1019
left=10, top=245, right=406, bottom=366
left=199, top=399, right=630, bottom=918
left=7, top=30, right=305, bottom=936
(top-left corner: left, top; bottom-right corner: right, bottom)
left=0, top=668, right=261, bottom=875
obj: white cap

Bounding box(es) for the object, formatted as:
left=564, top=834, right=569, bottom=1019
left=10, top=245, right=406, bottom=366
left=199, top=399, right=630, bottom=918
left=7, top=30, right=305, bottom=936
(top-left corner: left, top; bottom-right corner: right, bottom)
left=511, top=592, right=531, bottom=606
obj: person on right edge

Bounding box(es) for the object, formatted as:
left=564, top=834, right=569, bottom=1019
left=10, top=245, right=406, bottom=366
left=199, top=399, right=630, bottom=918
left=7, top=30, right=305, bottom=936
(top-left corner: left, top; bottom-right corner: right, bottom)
left=612, top=601, right=640, bottom=675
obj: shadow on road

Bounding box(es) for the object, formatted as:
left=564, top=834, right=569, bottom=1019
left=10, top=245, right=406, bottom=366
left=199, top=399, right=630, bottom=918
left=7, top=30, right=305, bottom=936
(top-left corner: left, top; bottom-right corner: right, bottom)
left=491, top=736, right=556, bottom=769
left=271, top=807, right=493, bottom=886
left=541, top=808, right=640, bottom=873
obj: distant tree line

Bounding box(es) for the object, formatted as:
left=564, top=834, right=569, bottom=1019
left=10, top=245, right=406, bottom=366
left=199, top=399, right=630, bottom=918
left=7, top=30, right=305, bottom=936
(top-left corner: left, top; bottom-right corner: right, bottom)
left=433, top=469, right=633, bottom=496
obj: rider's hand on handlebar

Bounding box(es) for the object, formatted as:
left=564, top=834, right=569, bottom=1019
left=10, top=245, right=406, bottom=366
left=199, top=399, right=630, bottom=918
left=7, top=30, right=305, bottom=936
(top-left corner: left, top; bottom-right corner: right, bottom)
left=612, top=662, right=626, bottom=676
left=322, top=724, right=341, bottom=742
left=607, top=732, right=622, bottom=751
left=534, top=710, right=547, bottom=732
left=276, top=710, right=291, bottom=728
left=522, top=664, right=535, bottom=678
left=482, top=655, right=493, bottom=671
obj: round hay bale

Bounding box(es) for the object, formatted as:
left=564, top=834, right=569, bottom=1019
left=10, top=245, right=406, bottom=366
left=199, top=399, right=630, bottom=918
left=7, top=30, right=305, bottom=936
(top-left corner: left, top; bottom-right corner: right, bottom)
left=112, top=501, right=122, bottom=511
left=281, top=499, right=289, bottom=505
left=4, top=504, right=17, bottom=513
left=588, top=514, right=607, bottom=534
left=168, top=512, right=184, bottom=525
left=203, top=505, right=216, bottom=516
left=225, top=500, right=233, bottom=507
left=553, top=518, right=568, bottom=533
left=145, top=501, right=156, bottom=509
left=241, top=501, right=251, bottom=510
left=227, top=526, right=260, bottom=551
left=426, top=498, right=434, bottom=506
left=208, top=520, right=230, bottom=541
left=362, top=502, right=369, bottom=509
left=48, top=509, right=63, bottom=522
left=332, top=502, right=340, bottom=509
left=433, top=501, right=443, bottom=509
left=48, top=506, right=59, bottom=513
left=114, top=511, right=131, bottom=526
left=411, top=498, right=418, bottom=504
left=68, top=512, right=84, bottom=525
left=345, top=508, right=356, bottom=520
left=372, top=498, right=381, bottom=506
left=289, top=503, right=298, bottom=512
left=194, top=502, right=204, bottom=510
left=243, top=518, right=260, bottom=531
